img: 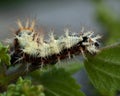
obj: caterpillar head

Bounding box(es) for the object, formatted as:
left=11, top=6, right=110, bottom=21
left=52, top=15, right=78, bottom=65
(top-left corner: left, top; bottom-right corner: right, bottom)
left=17, top=19, right=35, bottom=35
left=15, top=19, right=36, bottom=48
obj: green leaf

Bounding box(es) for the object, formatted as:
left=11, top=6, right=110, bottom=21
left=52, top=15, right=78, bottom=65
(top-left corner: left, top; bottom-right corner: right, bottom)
left=84, top=43, right=120, bottom=96
left=65, top=62, right=84, bottom=74
left=31, top=68, right=85, bottom=96
left=55, top=61, right=84, bottom=74
left=0, top=43, right=10, bottom=66
left=0, top=77, right=45, bottom=96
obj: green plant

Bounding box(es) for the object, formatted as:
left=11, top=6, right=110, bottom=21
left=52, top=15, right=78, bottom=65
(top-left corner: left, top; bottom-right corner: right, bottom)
left=0, top=1, right=120, bottom=96
left=0, top=77, right=45, bottom=96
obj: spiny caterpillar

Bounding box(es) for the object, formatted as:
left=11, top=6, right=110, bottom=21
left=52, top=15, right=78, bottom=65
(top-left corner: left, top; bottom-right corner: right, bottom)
left=10, top=19, right=101, bottom=69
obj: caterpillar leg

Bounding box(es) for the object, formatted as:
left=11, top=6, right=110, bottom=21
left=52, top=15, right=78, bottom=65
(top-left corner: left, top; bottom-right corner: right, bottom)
left=80, top=48, right=87, bottom=60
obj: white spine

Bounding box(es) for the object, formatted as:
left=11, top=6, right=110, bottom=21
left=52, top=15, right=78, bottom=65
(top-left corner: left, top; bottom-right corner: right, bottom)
left=16, top=25, right=100, bottom=58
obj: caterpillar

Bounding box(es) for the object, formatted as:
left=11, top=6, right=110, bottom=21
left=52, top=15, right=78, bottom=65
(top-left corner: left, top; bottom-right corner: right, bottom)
left=10, top=19, right=101, bottom=70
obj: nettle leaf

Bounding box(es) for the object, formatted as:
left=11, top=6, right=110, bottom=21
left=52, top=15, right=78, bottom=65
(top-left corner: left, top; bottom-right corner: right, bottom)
left=55, top=61, right=84, bottom=74
left=0, top=77, right=45, bottom=96
left=31, top=68, right=85, bottom=96
left=84, top=43, right=120, bottom=96
left=64, top=62, right=84, bottom=75
left=0, top=43, right=10, bottom=66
